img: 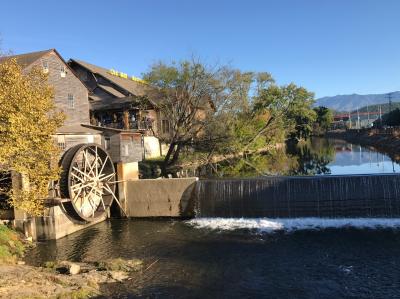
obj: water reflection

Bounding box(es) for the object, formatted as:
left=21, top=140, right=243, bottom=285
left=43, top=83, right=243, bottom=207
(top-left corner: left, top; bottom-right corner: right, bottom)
left=326, top=141, right=400, bottom=174
left=201, top=138, right=400, bottom=177
left=287, top=138, right=400, bottom=175
left=286, top=138, right=335, bottom=175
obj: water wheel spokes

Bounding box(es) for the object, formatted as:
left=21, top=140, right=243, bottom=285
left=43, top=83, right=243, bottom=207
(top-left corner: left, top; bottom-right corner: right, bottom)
left=59, top=143, right=124, bottom=222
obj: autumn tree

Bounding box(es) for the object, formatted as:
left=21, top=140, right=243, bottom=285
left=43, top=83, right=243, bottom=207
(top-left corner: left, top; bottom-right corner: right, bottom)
left=0, top=58, right=64, bottom=215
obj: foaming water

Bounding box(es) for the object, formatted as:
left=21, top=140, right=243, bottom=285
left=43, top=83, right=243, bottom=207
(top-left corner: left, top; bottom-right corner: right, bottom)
left=187, top=217, right=400, bottom=232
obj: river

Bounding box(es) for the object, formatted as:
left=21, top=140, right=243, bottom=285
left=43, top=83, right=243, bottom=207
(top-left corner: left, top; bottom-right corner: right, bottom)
left=291, top=138, right=400, bottom=175
left=26, top=138, right=400, bottom=298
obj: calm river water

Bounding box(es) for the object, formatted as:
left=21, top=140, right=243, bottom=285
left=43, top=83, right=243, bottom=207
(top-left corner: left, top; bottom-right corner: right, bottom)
left=26, top=138, right=400, bottom=298
left=304, top=138, right=400, bottom=175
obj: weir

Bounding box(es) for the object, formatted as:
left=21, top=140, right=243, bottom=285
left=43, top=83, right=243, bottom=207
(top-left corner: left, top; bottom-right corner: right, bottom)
left=194, top=174, right=400, bottom=218
left=8, top=174, right=400, bottom=240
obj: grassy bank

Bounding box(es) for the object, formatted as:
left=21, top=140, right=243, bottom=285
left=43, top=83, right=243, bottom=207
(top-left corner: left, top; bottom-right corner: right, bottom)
left=0, top=224, right=26, bottom=264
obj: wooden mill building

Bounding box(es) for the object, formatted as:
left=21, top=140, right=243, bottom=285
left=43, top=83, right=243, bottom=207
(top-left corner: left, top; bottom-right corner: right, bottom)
left=68, top=59, right=171, bottom=158
left=0, top=49, right=145, bottom=162
left=0, top=49, right=103, bottom=150
left=0, top=49, right=144, bottom=239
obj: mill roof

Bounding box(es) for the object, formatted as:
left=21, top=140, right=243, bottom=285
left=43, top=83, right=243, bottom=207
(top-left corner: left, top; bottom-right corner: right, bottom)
left=0, top=49, right=52, bottom=68
left=69, top=59, right=162, bottom=107
left=90, top=96, right=153, bottom=111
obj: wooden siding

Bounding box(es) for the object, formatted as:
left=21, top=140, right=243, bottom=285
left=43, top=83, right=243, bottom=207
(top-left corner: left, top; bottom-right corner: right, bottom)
left=101, top=131, right=143, bottom=163
left=26, top=51, right=90, bottom=129
left=109, top=134, right=121, bottom=163
left=69, top=62, right=165, bottom=136
left=53, top=134, right=102, bottom=156
left=120, top=133, right=143, bottom=163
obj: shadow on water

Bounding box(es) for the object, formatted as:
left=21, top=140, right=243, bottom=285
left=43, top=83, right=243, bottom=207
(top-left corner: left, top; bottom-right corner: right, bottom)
left=27, top=219, right=400, bottom=298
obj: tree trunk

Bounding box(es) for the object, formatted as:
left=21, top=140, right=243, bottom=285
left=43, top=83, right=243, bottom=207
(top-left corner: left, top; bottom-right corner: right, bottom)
left=168, top=142, right=183, bottom=166
left=162, top=142, right=176, bottom=176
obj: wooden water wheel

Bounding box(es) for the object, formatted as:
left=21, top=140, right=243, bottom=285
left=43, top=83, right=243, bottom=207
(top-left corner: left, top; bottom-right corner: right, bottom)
left=59, top=144, right=122, bottom=222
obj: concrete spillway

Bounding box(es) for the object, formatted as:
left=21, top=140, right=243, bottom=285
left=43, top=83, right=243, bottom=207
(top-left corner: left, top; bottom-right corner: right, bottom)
left=194, top=174, right=400, bottom=218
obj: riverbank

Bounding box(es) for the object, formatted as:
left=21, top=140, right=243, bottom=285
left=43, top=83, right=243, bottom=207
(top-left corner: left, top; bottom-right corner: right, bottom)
left=326, top=129, right=400, bottom=162
left=139, top=143, right=286, bottom=178
left=0, top=258, right=145, bottom=298
left=0, top=224, right=144, bottom=298
left=0, top=223, right=26, bottom=264
left=0, top=257, right=144, bottom=298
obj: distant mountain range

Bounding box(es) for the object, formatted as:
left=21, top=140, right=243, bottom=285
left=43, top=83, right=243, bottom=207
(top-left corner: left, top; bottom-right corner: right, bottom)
left=315, top=91, right=400, bottom=112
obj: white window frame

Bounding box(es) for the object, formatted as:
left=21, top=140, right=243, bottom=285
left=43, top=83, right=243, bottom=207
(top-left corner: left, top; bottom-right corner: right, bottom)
left=60, top=65, right=66, bottom=77
left=67, top=94, right=75, bottom=108
left=42, top=60, right=49, bottom=73
left=162, top=119, right=170, bottom=134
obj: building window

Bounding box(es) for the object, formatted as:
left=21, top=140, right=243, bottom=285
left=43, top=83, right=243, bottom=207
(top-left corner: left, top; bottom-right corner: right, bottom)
left=57, top=135, right=66, bottom=150
left=67, top=94, right=75, bottom=108
left=162, top=119, right=170, bottom=134
left=60, top=65, right=66, bottom=77
left=58, top=142, right=66, bottom=150
left=123, top=144, right=129, bottom=156
left=42, top=60, right=49, bottom=73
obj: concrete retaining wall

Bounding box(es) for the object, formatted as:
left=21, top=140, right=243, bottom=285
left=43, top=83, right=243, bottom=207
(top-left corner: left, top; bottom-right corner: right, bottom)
left=14, top=206, right=106, bottom=241
left=123, top=178, right=198, bottom=217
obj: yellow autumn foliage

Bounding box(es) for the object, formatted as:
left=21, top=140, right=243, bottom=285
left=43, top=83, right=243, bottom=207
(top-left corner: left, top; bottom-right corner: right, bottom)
left=0, top=58, right=65, bottom=215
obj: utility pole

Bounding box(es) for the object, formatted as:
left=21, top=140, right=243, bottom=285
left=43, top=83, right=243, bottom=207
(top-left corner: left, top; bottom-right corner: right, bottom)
left=357, top=107, right=360, bottom=129
left=348, top=111, right=352, bottom=129
left=367, top=103, right=370, bottom=127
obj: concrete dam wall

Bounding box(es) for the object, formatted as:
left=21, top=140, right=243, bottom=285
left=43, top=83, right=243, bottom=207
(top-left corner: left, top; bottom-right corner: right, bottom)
left=194, top=174, right=400, bottom=218
left=123, top=178, right=198, bottom=217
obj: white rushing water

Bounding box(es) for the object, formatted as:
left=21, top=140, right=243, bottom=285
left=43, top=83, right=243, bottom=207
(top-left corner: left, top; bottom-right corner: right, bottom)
left=187, top=218, right=400, bottom=233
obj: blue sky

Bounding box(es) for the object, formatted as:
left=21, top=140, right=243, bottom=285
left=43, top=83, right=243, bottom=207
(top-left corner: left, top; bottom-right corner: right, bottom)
left=1, top=0, right=400, bottom=98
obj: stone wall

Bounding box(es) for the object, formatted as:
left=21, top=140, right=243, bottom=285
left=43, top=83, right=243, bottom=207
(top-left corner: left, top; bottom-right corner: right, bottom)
left=14, top=205, right=106, bottom=241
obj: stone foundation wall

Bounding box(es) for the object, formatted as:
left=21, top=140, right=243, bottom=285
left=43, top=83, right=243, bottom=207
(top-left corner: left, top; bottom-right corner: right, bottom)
left=14, top=206, right=106, bottom=241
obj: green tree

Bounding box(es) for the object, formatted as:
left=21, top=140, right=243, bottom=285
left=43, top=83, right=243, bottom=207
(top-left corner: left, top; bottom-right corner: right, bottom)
left=143, top=60, right=218, bottom=173
left=252, top=83, right=316, bottom=143
left=203, top=70, right=276, bottom=156
left=0, top=58, right=64, bottom=215
left=143, top=58, right=317, bottom=175
left=313, top=106, right=334, bottom=135
left=380, top=108, right=400, bottom=126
